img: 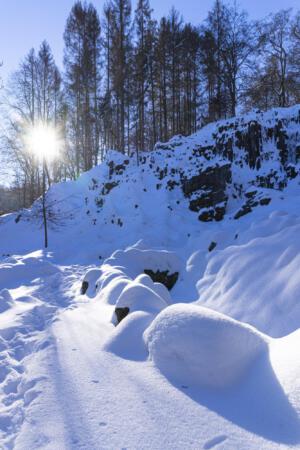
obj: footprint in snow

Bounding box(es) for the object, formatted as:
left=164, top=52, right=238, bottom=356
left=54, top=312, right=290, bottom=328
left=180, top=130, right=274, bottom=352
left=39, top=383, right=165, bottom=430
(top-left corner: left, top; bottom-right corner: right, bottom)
left=3, top=377, right=21, bottom=395
left=24, top=389, right=42, bottom=406
left=203, top=435, right=228, bottom=449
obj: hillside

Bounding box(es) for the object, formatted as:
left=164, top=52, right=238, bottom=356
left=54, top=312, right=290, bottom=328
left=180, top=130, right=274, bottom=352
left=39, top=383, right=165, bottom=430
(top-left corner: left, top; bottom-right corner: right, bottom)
left=1, top=105, right=300, bottom=449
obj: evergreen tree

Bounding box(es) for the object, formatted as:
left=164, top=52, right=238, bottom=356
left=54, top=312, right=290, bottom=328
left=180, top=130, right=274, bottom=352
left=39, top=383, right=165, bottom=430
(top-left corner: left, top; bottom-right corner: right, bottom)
left=64, top=1, right=101, bottom=172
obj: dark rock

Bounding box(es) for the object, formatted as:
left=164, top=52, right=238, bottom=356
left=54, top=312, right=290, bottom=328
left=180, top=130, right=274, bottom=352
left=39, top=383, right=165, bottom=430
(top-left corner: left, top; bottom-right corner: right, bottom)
left=260, top=197, right=271, bottom=206
left=296, top=145, right=300, bottom=163
left=189, top=189, right=227, bottom=212
left=115, top=307, right=130, bottom=324
left=286, top=164, right=298, bottom=180
left=95, top=197, right=104, bottom=208
left=234, top=205, right=252, bottom=220
left=274, top=120, right=288, bottom=166
left=182, top=164, right=231, bottom=196
left=245, top=189, right=258, bottom=199
left=115, top=164, right=126, bottom=175
left=81, top=281, right=89, bottom=295
left=144, top=269, right=179, bottom=290
left=208, top=241, right=217, bottom=252
left=167, top=180, right=179, bottom=191
left=198, top=209, right=214, bottom=222
left=102, top=182, right=118, bottom=195
left=214, top=204, right=226, bottom=221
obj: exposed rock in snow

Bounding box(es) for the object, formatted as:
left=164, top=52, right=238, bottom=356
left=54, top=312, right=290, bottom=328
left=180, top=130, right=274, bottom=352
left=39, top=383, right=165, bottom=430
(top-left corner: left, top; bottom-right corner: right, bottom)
left=134, top=274, right=172, bottom=304
left=105, top=248, right=183, bottom=282
left=145, top=304, right=268, bottom=388
left=80, top=268, right=102, bottom=296
left=113, top=281, right=168, bottom=324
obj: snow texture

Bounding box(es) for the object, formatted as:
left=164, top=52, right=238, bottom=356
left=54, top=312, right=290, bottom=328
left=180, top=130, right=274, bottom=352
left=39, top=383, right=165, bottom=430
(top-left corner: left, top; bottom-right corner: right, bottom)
left=1, top=105, right=300, bottom=448
left=145, top=303, right=268, bottom=388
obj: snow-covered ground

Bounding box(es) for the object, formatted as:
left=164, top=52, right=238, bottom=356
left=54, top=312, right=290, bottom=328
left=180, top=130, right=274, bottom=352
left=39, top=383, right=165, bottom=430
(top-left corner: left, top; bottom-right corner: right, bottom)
left=1, top=106, right=300, bottom=449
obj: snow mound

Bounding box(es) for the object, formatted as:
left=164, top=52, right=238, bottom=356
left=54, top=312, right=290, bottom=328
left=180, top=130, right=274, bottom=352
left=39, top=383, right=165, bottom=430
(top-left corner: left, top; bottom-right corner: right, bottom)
left=113, top=281, right=168, bottom=324
left=81, top=268, right=102, bottom=296
left=105, top=247, right=182, bottom=282
left=98, top=275, right=131, bottom=305
left=145, top=304, right=268, bottom=388
left=96, top=264, right=128, bottom=291
left=0, top=252, right=59, bottom=290
left=103, top=311, right=153, bottom=360
left=90, top=254, right=173, bottom=307
left=197, top=220, right=300, bottom=337
left=134, top=274, right=171, bottom=304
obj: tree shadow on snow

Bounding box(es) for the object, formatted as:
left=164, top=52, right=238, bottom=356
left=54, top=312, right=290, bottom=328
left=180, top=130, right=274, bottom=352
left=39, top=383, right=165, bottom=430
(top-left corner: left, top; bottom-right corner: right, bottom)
left=169, top=352, right=300, bottom=445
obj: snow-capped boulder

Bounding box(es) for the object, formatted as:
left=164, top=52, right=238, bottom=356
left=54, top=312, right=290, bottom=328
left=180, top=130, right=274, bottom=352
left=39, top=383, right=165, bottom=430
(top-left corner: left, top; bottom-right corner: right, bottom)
left=80, top=268, right=102, bottom=296
left=95, top=264, right=127, bottom=291
left=104, top=311, right=153, bottom=360
left=98, top=275, right=131, bottom=305
left=134, top=273, right=155, bottom=288
left=134, top=274, right=171, bottom=303
left=144, top=304, right=268, bottom=388
left=104, top=248, right=183, bottom=287
left=113, top=281, right=168, bottom=324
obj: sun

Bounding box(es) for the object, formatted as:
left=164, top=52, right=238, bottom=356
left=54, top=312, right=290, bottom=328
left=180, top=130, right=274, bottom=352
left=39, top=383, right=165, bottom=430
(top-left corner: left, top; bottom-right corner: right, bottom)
left=26, top=123, right=61, bottom=162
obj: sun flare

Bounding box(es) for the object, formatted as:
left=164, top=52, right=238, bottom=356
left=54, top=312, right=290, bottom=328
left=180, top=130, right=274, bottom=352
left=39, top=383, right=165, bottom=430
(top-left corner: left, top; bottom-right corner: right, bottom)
left=26, top=123, right=61, bottom=162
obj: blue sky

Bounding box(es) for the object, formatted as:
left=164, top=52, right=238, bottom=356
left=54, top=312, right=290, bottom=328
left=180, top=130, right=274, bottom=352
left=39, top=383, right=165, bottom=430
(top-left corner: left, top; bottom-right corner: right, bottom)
left=0, top=0, right=298, bottom=84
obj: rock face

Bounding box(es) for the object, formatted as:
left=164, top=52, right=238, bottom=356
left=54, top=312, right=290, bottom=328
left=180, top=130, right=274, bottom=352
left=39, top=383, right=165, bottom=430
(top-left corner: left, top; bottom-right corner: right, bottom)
left=182, top=164, right=231, bottom=197
left=82, top=106, right=300, bottom=226
left=182, top=163, right=231, bottom=222
left=17, top=106, right=300, bottom=236
left=234, top=190, right=272, bottom=220
left=235, top=121, right=262, bottom=169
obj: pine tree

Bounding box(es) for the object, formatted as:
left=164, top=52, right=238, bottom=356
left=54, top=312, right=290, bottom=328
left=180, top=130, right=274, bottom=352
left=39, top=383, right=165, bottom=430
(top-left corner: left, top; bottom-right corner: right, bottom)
left=64, top=1, right=101, bottom=172
left=110, top=0, right=132, bottom=153
left=134, top=0, right=153, bottom=153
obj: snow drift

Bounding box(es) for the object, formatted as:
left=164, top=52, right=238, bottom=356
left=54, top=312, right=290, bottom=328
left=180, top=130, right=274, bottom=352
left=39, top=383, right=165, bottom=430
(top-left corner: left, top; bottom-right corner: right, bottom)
left=145, top=304, right=268, bottom=388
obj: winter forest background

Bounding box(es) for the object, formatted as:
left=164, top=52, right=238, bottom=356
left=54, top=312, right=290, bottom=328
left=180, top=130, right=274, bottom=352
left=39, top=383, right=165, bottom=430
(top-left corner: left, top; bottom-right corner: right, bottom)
left=0, top=0, right=300, bottom=213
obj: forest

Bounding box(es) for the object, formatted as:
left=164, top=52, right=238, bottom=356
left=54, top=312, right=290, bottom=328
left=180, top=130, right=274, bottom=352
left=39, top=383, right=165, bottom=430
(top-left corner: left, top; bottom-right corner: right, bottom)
left=0, top=0, right=300, bottom=210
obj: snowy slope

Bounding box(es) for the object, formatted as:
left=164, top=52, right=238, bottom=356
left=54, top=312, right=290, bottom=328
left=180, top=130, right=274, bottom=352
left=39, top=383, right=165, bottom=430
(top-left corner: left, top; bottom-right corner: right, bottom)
left=1, top=105, right=300, bottom=449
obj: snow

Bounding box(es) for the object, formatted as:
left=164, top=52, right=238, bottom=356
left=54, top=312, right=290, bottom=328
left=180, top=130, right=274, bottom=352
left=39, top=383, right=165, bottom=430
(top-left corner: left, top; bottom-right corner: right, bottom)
left=0, top=289, right=13, bottom=313
left=145, top=304, right=268, bottom=388
left=1, top=105, right=300, bottom=448
left=197, top=216, right=300, bottom=337
left=81, top=268, right=102, bottom=296
left=104, top=310, right=153, bottom=360
left=114, top=280, right=167, bottom=320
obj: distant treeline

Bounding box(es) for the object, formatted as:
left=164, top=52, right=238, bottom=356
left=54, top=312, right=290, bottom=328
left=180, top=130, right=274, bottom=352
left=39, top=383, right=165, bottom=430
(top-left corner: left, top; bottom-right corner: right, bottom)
left=1, top=0, right=300, bottom=209
left=0, top=185, right=23, bottom=214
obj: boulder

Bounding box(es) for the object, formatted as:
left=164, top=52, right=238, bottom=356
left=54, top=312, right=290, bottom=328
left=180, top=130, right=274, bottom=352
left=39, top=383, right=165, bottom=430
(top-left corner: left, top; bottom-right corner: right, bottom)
left=144, top=269, right=179, bottom=291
